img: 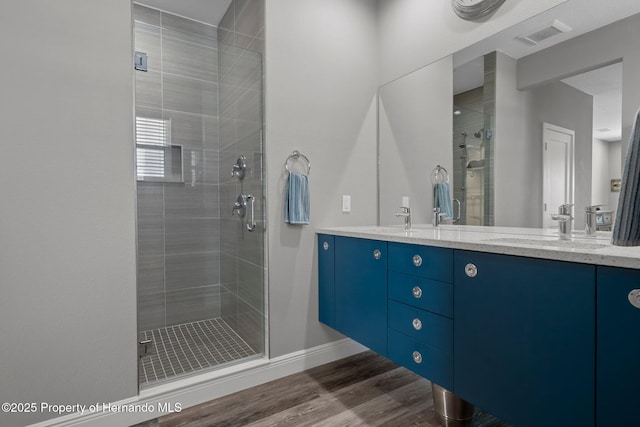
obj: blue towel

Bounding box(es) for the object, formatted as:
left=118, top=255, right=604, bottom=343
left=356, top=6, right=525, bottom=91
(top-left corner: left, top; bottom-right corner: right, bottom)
left=434, top=182, right=453, bottom=219
left=612, top=110, right=640, bottom=246
left=284, top=172, right=310, bottom=225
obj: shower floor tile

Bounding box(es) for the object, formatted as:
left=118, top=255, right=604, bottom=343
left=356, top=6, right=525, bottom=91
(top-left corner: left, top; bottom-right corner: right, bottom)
left=139, top=318, right=258, bottom=388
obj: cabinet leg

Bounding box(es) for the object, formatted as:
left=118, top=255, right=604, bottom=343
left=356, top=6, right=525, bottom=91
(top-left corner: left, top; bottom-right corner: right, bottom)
left=432, top=383, right=474, bottom=425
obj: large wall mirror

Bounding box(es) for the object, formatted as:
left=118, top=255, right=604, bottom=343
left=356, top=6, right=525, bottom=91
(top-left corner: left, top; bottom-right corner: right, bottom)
left=378, top=0, right=640, bottom=230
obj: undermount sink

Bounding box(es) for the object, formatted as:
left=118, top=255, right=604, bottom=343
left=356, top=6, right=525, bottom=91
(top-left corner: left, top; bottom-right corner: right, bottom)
left=487, top=237, right=608, bottom=250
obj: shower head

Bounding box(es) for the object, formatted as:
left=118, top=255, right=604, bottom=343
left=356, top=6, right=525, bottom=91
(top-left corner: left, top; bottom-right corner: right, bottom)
left=474, top=128, right=484, bottom=138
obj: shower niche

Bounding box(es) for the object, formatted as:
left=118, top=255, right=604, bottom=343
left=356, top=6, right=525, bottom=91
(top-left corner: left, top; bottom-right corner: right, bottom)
left=133, top=0, right=266, bottom=388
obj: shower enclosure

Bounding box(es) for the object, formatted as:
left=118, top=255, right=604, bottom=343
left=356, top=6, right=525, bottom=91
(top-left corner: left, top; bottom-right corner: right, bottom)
left=133, top=0, right=266, bottom=388
left=453, top=52, right=495, bottom=226
left=453, top=104, right=485, bottom=225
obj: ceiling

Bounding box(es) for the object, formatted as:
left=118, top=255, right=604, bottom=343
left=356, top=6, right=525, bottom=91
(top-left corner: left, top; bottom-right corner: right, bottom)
left=453, top=0, right=636, bottom=142
left=454, top=0, right=640, bottom=68
left=135, top=0, right=232, bottom=26
left=142, top=0, right=630, bottom=141
left=562, top=62, right=622, bottom=141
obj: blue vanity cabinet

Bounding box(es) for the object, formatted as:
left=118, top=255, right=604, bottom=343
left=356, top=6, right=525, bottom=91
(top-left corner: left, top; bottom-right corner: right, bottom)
left=453, top=250, right=596, bottom=427
left=388, top=242, right=453, bottom=283
left=318, top=234, right=336, bottom=329
left=334, top=236, right=388, bottom=356
left=387, top=243, right=454, bottom=390
left=596, top=266, right=640, bottom=426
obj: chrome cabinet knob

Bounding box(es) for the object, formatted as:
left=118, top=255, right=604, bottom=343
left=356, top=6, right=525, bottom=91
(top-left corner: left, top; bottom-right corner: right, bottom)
left=373, top=249, right=382, bottom=260
left=465, top=263, right=478, bottom=278
left=323, top=242, right=329, bottom=250
left=413, top=255, right=422, bottom=267
left=629, top=289, right=640, bottom=309
left=412, top=286, right=423, bottom=299
left=412, top=351, right=423, bottom=364
left=412, top=318, right=422, bottom=331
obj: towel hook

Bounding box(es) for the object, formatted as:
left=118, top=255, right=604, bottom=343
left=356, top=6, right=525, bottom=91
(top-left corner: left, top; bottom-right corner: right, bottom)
left=285, top=150, right=311, bottom=175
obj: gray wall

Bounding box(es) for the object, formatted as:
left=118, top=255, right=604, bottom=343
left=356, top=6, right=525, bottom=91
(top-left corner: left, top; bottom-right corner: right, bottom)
left=495, top=52, right=593, bottom=229
left=592, top=138, right=610, bottom=207
left=134, top=5, right=222, bottom=332
left=494, top=52, right=535, bottom=227
left=529, top=83, right=593, bottom=230
left=265, top=0, right=379, bottom=357
left=517, top=12, right=640, bottom=162
left=512, top=81, right=593, bottom=229
left=609, top=140, right=622, bottom=210
left=0, top=1, right=137, bottom=426
left=218, top=0, right=266, bottom=355
left=378, top=56, right=454, bottom=225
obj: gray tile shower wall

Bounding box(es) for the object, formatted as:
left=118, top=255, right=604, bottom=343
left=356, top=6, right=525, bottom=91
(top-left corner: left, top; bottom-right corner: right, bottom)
left=134, top=4, right=222, bottom=330
left=217, top=0, right=265, bottom=353
left=483, top=52, right=496, bottom=226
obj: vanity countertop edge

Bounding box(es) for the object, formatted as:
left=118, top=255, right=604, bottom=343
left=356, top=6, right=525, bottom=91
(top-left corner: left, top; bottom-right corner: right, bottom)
left=316, top=225, right=640, bottom=270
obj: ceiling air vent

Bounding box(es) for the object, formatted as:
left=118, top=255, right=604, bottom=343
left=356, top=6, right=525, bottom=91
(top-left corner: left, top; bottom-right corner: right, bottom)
left=518, top=19, right=572, bottom=45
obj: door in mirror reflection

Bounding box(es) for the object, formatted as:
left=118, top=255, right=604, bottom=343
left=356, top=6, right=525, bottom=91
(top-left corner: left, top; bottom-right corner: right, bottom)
left=542, top=123, right=575, bottom=228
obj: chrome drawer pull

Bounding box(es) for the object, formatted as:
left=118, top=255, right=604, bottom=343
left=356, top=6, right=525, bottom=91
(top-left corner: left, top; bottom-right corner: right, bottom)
left=465, top=263, right=478, bottom=278
left=413, top=255, right=422, bottom=267
left=412, top=351, right=423, bottom=364
left=373, top=249, right=381, bottom=260
left=629, top=289, right=640, bottom=309
left=412, top=318, right=422, bottom=330
left=323, top=242, right=329, bottom=250
left=412, top=286, right=423, bottom=298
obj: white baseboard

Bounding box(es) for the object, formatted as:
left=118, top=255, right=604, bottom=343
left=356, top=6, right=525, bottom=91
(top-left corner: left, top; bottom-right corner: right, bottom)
left=29, top=339, right=366, bottom=427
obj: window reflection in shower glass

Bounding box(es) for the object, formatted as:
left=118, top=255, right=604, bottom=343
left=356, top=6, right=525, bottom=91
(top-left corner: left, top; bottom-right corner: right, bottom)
left=135, top=116, right=183, bottom=183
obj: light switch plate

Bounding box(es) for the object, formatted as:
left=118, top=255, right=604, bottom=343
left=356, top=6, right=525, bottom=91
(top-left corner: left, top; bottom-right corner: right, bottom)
left=342, top=195, right=351, bottom=213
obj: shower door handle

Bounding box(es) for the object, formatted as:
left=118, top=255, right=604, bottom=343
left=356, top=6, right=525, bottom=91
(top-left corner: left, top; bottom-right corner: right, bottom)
left=246, top=195, right=256, bottom=232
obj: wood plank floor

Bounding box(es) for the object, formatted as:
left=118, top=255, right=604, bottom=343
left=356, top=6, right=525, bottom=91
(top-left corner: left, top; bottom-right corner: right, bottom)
left=133, top=351, right=509, bottom=427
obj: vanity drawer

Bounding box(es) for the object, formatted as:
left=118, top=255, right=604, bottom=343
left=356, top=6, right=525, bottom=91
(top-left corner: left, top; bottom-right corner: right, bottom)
left=388, top=300, right=452, bottom=351
left=388, top=329, right=453, bottom=390
left=389, top=242, right=453, bottom=282
left=388, top=272, right=453, bottom=318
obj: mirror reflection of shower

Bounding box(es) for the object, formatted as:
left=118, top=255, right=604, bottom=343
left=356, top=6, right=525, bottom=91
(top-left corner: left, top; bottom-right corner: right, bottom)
left=453, top=101, right=486, bottom=225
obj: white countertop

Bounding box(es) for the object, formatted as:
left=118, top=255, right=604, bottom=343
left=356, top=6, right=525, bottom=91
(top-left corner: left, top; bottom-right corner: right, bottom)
left=316, top=224, right=640, bottom=269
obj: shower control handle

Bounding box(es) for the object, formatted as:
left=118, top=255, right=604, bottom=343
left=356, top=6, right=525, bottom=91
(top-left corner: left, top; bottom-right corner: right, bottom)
left=231, top=155, right=247, bottom=180
left=232, top=194, right=246, bottom=217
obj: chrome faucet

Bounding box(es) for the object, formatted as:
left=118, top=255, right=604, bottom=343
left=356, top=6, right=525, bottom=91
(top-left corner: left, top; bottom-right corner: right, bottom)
left=550, top=203, right=573, bottom=239
left=584, top=205, right=603, bottom=236
left=395, top=207, right=412, bottom=230
left=433, top=207, right=447, bottom=228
